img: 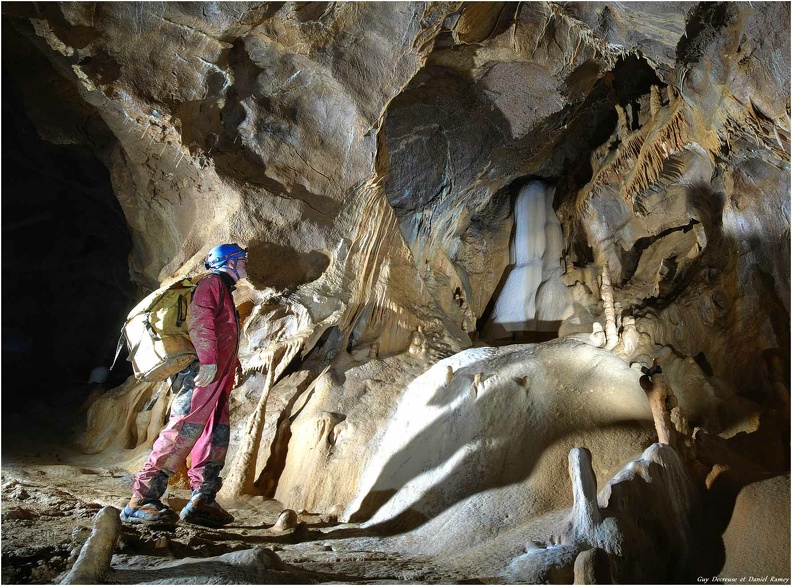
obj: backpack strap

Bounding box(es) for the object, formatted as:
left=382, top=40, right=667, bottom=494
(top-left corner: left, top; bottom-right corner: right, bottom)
left=176, top=293, right=188, bottom=327
left=109, top=330, right=126, bottom=371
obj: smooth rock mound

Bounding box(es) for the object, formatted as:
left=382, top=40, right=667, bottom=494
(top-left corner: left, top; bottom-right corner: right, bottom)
left=346, top=338, right=656, bottom=566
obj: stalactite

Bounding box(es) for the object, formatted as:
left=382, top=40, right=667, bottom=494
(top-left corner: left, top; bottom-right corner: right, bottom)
left=80, top=379, right=163, bottom=454
left=546, top=3, right=625, bottom=66
left=587, top=129, right=646, bottom=210
left=220, top=357, right=275, bottom=499
left=650, top=85, right=662, bottom=117
left=339, top=179, right=416, bottom=353
left=714, top=97, right=790, bottom=163
left=615, top=104, right=629, bottom=139
left=569, top=83, right=698, bottom=228
left=621, top=106, right=691, bottom=206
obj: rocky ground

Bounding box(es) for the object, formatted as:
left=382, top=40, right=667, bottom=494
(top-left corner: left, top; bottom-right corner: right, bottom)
left=0, top=382, right=462, bottom=585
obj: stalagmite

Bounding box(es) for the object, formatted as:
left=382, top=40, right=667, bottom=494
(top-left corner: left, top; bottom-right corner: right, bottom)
left=615, top=316, right=640, bottom=358
left=600, top=263, right=618, bottom=350
left=473, top=372, right=482, bottom=394
left=590, top=322, right=607, bottom=348
left=566, top=447, right=601, bottom=544
left=639, top=361, right=674, bottom=447
left=272, top=509, right=299, bottom=532
left=60, top=506, right=121, bottom=585
left=409, top=326, right=426, bottom=356
left=564, top=251, right=575, bottom=274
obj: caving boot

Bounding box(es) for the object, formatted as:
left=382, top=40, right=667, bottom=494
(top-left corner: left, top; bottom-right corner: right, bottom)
left=120, top=498, right=179, bottom=525
left=179, top=491, right=234, bottom=528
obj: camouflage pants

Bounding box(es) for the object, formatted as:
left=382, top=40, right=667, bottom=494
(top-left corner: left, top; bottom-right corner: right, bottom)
left=132, top=360, right=233, bottom=501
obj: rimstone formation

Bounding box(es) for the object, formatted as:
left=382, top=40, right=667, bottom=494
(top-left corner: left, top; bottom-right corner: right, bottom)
left=1, top=2, right=789, bottom=584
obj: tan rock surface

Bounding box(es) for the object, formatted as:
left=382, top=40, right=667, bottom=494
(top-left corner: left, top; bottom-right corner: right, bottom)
left=719, top=475, right=791, bottom=583
left=2, top=1, right=789, bottom=583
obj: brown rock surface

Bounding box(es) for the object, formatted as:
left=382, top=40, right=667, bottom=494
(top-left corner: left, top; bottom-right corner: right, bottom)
left=719, top=475, right=791, bottom=583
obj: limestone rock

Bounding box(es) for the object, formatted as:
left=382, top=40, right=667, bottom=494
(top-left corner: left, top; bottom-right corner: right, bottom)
left=719, top=475, right=791, bottom=583
left=105, top=546, right=306, bottom=584
left=1, top=1, right=789, bottom=582
left=345, top=339, right=655, bottom=553
left=60, top=506, right=121, bottom=585
left=272, top=509, right=299, bottom=533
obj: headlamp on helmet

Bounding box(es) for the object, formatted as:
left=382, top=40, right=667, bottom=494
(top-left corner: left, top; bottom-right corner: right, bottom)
left=204, top=243, right=247, bottom=270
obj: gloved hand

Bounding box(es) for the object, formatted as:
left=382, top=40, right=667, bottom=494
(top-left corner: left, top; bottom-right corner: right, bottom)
left=194, top=363, right=218, bottom=387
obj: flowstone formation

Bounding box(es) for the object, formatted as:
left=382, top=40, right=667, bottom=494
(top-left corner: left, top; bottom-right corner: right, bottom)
left=2, top=2, right=789, bottom=584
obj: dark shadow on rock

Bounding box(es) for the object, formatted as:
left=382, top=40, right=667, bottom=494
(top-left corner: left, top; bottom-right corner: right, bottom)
left=246, top=241, right=330, bottom=291
left=356, top=422, right=647, bottom=538
left=324, top=421, right=651, bottom=543
left=382, top=64, right=513, bottom=217
left=348, top=489, right=397, bottom=523
left=691, top=471, right=735, bottom=578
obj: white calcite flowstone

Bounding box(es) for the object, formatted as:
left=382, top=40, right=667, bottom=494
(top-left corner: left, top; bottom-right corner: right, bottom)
left=490, top=182, right=547, bottom=330
left=345, top=338, right=655, bottom=568
left=488, top=181, right=573, bottom=335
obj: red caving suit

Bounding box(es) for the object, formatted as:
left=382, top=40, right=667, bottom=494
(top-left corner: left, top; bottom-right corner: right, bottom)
left=133, top=271, right=240, bottom=501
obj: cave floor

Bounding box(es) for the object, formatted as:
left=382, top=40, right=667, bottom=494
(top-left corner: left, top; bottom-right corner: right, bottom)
left=0, top=385, right=472, bottom=585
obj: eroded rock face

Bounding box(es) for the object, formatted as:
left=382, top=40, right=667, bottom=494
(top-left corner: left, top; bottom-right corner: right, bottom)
left=3, top=1, right=789, bottom=581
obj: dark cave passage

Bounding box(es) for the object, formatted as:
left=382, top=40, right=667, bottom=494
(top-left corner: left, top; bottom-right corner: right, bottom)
left=1, top=66, right=135, bottom=425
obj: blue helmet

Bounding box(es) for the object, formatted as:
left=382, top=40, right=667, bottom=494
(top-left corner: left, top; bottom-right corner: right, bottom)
left=204, top=243, right=246, bottom=269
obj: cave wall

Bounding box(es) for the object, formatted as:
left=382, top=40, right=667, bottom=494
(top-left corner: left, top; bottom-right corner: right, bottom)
left=2, top=3, right=789, bottom=570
